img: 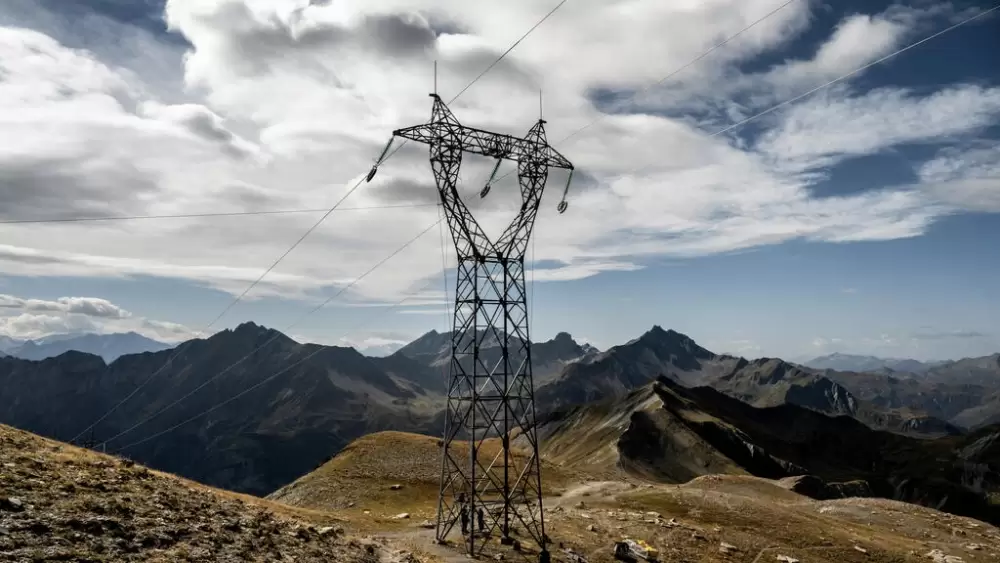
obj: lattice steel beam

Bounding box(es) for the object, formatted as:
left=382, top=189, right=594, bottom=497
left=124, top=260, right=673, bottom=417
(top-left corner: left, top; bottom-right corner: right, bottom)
left=391, top=94, right=573, bottom=561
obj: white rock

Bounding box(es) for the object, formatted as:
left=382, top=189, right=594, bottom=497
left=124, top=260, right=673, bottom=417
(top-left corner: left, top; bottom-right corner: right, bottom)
left=776, top=556, right=799, bottom=563
left=925, top=549, right=965, bottom=563
left=854, top=545, right=868, bottom=554
left=393, top=513, right=410, bottom=520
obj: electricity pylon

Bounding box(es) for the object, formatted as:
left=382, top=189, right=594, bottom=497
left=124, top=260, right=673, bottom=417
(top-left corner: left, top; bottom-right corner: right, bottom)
left=385, top=94, right=573, bottom=560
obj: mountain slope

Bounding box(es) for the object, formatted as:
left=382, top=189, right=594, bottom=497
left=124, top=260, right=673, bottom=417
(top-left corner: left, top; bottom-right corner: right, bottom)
left=0, top=322, right=439, bottom=496
left=6, top=331, right=171, bottom=362
left=535, top=377, right=1000, bottom=524
left=0, top=424, right=399, bottom=563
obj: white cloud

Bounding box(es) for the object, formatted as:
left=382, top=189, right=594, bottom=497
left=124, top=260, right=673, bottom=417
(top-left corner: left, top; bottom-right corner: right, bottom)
left=757, top=85, right=1000, bottom=173
left=139, top=101, right=260, bottom=159
left=0, top=293, right=200, bottom=342
left=0, top=0, right=995, bottom=312
left=918, top=144, right=1000, bottom=212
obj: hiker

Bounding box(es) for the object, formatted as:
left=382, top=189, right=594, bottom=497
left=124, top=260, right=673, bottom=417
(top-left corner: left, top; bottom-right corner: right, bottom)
left=460, top=504, right=470, bottom=535
left=477, top=507, right=485, bottom=533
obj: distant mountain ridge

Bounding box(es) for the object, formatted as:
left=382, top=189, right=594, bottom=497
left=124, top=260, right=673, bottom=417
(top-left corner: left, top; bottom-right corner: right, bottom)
left=535, top=326, right=982, bottom=437
left=0, top=331, right=171, bottom=362
left=803, top=353, right=944, bottom=374
left=1, top=320, right=998, bottom=503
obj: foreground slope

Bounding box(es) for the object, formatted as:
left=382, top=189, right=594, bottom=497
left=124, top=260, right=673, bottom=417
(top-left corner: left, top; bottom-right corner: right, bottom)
left=0, top=424, right=415, bottom=563
left=270, top=431, right=1000, bottom=563
left=536, top=378, right=1000, bottom=524
left=268, top=431, right=589, bottom=522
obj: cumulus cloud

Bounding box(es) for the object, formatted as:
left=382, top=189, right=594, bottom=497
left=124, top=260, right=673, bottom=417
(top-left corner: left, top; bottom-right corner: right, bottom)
left=0, top=0, right=995, bottom=311
left=0, top=295, right=131, bottom=318
left=139, top=101, right=260, bottom=159
left=0, top=293, right=200, bottom=342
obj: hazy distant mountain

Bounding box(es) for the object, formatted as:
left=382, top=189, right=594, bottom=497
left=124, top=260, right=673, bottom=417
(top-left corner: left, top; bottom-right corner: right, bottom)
left=803, top=353, right=943, bottom=374
left=0, top=335, right=26, bottom=354
left=6, top=332, right=171, bottom=362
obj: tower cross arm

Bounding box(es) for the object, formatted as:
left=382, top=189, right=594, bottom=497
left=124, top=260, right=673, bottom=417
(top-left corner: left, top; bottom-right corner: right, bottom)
left=392, top=123, right=573, bottom=171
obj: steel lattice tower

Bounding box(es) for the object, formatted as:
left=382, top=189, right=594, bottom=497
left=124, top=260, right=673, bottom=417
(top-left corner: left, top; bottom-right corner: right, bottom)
left=390, top=94, right=573, bottom=559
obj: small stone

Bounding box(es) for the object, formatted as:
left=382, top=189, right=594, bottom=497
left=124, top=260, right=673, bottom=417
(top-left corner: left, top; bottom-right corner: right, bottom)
left=493, top=554, right=504, bottom=561
left=719, top=542, right=738, bottom=554
left=645, top=511, right=660, bottom=518
left=691, top=532, right=706, bottom=541
left=587, top=524, right=597, bottom=532
left=419, top=520, right=435, bottom=529
left=854, top=545, right=868, bottom=554
left=347, top=502, right=356, bottom=508
left=393, top=513, right=410, bottom=519
left=0, top=497, right=23, bottom=512
left=965, top=544, right=982, bottom=551
left=575, top=501, right=586, bottom=509
left=776, top=556, right=799, bottom=563
left=389, top=484, right=403, bottom=490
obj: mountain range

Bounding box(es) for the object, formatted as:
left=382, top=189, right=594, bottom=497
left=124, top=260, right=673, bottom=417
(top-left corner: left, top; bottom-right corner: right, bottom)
left=1, top=321, right=999, bottom=522
left=0, top=331, right=170, bottom=362
left=802, top=352, right=945, bottom=374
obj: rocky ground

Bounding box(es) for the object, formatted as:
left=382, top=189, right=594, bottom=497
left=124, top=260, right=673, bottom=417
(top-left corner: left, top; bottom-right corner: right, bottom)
left=0, top=425, right=420, bottom=563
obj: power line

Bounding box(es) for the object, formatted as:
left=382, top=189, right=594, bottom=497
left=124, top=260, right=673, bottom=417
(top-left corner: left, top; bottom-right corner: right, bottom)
left=101, top=216, right=444, bottom=449
left=449, top=0, right=570, bottom=104
left=114, top=265, right=448, bottom=453
left=69, top=168, right=396, bottom=446
left=0, top=204, right=436, bottom=225
left=556, top=0, right=799, bottom=146
left=489, top=0, right=799, bottom=187
left=608, top=2, right=1000, bottom=184
left=707, top=4, right=1000, bottom=140
left=71, top=1, right=571, bottom=446
left=378, top=0, right=570, bottom=164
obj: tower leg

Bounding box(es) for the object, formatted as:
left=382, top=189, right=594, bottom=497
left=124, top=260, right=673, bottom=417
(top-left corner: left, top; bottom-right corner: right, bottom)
left=433, top=180, right=549, bottom=557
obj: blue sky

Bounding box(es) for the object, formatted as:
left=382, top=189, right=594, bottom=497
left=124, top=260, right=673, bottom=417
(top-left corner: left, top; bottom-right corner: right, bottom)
left=0, top=0, right=997, bottom=361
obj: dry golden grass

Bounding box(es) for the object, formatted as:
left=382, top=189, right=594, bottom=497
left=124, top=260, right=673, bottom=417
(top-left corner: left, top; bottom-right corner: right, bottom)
left=268, top=431, right=584, bottom=535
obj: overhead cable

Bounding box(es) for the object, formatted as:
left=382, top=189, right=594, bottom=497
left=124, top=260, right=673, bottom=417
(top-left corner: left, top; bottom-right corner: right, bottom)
left=0, top=204, right=436, bottom=225
left=102, top=216, right=444, bottom=450
left=114, top=261, right=448, bottom=453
